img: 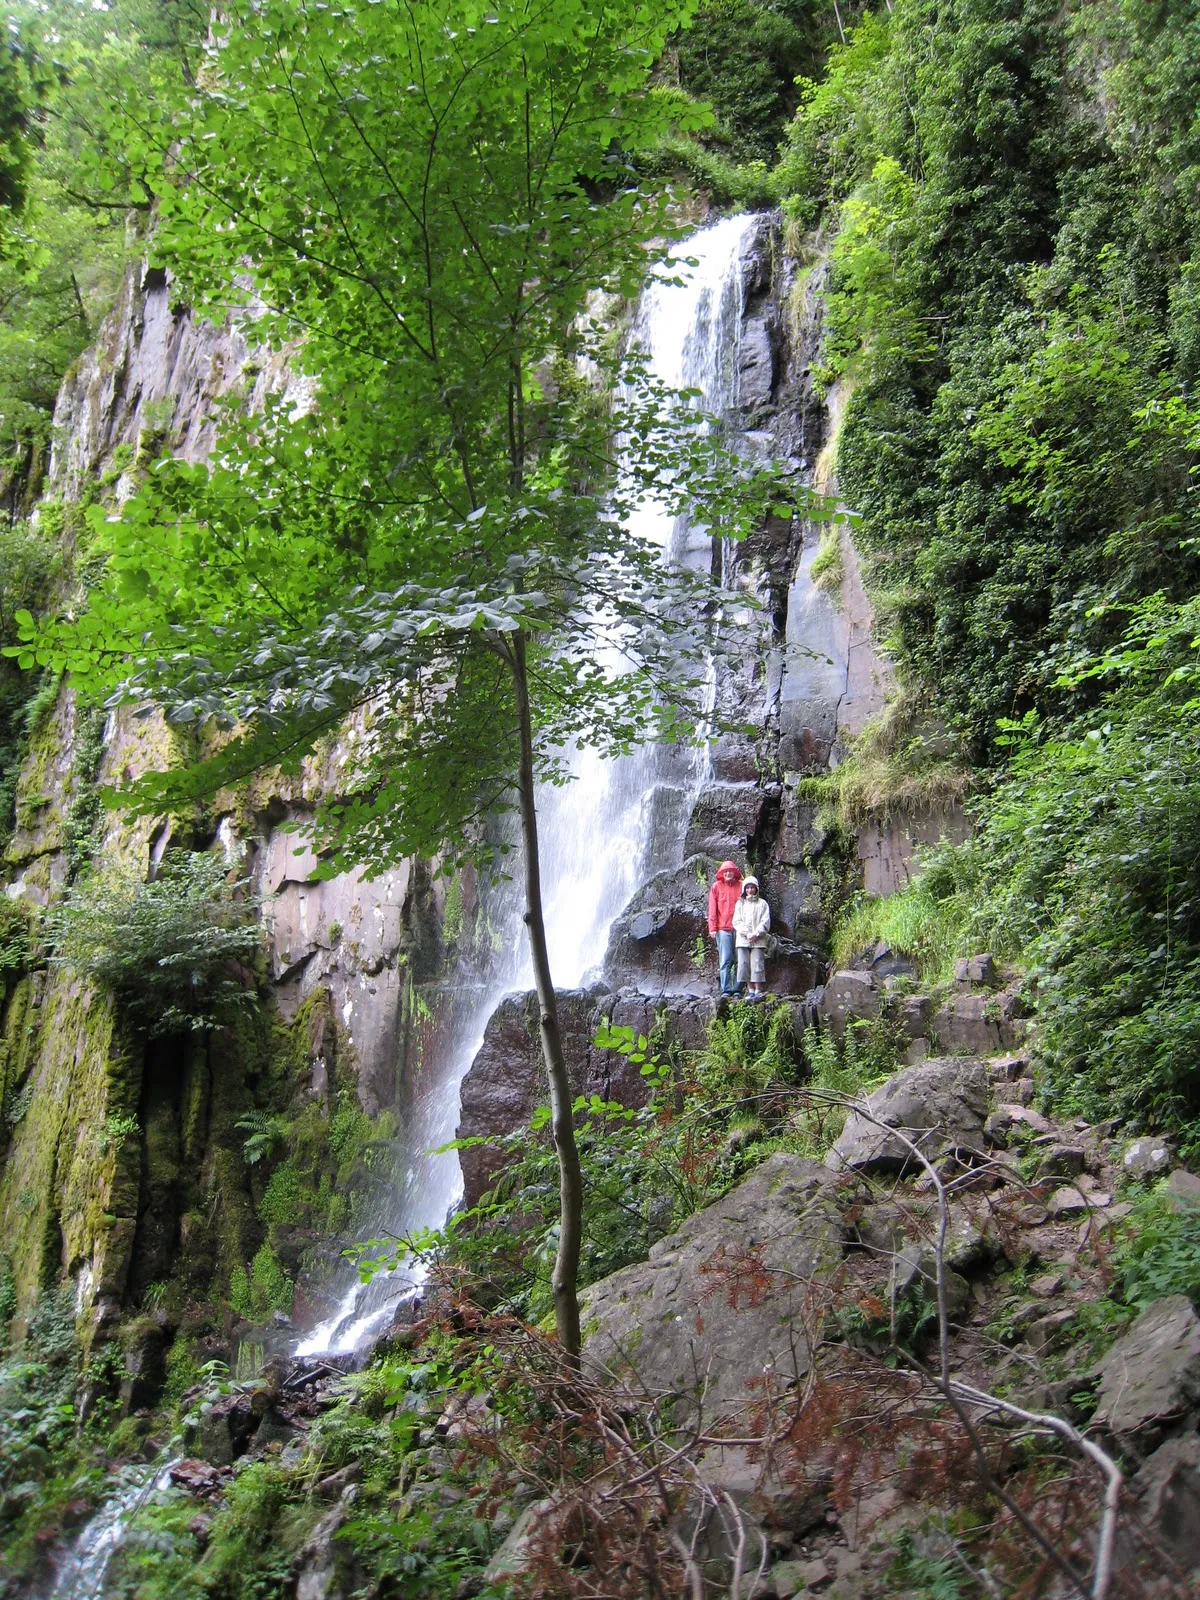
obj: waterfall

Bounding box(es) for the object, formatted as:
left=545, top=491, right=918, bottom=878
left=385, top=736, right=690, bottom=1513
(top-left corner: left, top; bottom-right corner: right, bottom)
left=294, top=211, right=760, bottom=1357
left=39, top=211, right=760, bottom=1600
left=35, top=1459, right=177, bottom=1600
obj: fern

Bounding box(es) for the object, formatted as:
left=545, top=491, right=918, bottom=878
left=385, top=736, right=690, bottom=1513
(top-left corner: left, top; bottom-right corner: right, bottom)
left=235, top=1111, right=288, bottom=1166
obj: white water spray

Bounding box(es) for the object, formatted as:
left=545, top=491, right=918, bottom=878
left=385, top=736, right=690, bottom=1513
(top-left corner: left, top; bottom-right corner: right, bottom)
left=293, top=213, right=761, bottom=1357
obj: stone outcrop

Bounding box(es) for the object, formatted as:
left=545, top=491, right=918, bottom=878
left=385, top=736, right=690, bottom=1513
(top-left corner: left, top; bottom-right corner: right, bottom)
left=1132, top=1432, right=1200, bottom=1570
left=456, top=985, right=714, bottom=1207
left=1092, top=1296, right=1200, bottom=1452
left=815, top=959, right=1027, bottom=1059
left=602, top=857, right=718, bottom=993
left=580, top=1153, right=841, bottom=1417
left=827, top=1056, right=990, bottom=1174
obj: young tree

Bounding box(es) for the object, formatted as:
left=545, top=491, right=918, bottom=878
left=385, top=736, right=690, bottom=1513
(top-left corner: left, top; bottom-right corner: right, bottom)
left=16, top=0, right=815, bottom=1355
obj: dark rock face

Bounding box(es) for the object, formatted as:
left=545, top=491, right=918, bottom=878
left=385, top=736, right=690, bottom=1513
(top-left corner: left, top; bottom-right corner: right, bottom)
left=580, top=1153, right=841, bottom=1418
left=602, top=856, right=717, bottom=993
left=456, top=986, right=715, bottom=1207
left=683, top=782, right=775, bottom=861
left=1133, top=1433, right=1200, bottom=1569
left=827, top=1057, right=990, bottom=1174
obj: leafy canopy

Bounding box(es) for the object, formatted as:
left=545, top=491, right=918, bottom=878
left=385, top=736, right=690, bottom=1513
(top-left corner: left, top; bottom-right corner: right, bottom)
left=15, top=0, right=813, bottom=878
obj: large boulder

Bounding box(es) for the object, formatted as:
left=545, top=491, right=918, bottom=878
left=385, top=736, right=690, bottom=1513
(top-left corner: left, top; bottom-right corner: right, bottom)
left=1092, top=1296, right=1200, bottom=1452
left=826, top=1057, right=989, bottom=1174
left=603, top=855, right=718, bottom=991
left=580, top=1153, right=841, bottom=1419
left=456, top=986, right=714, bottom=1207
left=1132, top=1432, right=1200, bottom=1570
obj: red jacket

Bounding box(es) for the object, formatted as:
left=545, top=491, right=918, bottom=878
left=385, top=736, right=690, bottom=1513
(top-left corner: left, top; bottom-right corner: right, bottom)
left=708, top=861, right=743, bottom=934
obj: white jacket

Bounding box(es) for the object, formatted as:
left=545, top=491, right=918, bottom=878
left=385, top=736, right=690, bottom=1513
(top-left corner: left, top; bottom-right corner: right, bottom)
left=732, top=890, right=770, bottom=947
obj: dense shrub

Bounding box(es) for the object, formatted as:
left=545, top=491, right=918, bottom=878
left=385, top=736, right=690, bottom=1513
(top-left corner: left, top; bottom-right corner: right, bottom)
left=675, top=0, right=826, bottom=161
left=775, top=0, right=1200, bottom=1149
left=47, top=848, right=262, bottom=1034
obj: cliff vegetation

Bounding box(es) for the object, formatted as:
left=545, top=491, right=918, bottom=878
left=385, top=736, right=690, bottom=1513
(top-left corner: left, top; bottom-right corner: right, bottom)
left=2, top=0, right=1200, bottom=1597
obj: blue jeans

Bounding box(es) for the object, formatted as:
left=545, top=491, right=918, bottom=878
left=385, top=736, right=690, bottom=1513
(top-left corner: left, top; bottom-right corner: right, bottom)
left=716, top=930, right=738, bottom=994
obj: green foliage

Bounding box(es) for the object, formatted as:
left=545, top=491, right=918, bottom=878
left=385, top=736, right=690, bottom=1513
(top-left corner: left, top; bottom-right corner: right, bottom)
left=799, top=692, right=972, bottom=838
left=61, top=701, right=105, bottom=879
left=918, top=622, right=1200, bottom=1137
left=777, top=0, right=1200, bottom=752
left=638, top=132, right=778, bottom=209
left=236, top=1110, right=288, bottom=1168
left=674, top=0, right=824, bottom=162
left=830, top=872, right=971, bottom=983
left=1113, top=1189, right=1200, bottom=1310
left=11, top=0, right=819, bottom=890
left=774, top=0, right=1200, bottom=1150
left=824, top=156, right=931, bottom=380
left=231, top=1243, right=294, bottom=1320
left=777, top=10, right=893, bottom=219
left=0, top=893, right=32, bottom=982
left=0, top=1287, right=123, bottom=1579
left=787, top=1013, right=900, bottom=1154
left=46, top=848, right=261, bottom=1036
left=836, top=1276, right=938, bottom=1357
left=338, top=1502, right=499, bottom=1600
left=886, top=1527, right=972, bottom=1599
left=257, top=1162, right=310, bottom=1228
left=0, top=520, right=56, bottom=842
left=360, top=1004, right=807, bottom=1319
left=0, top=0, right=207, bottom=510
left=809, top=525, right=844, bottom=592
left=196, top=1459, right=302, bottom=1600
left=0, top=1255, right=15, bottom=1339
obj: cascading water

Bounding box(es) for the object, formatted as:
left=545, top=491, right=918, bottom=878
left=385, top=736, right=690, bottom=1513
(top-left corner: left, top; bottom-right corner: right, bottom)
left=41, top=210, right=760, bottom=1600
left=35, top=1459, right=177, bottom=1600
left=295, top=211, right=760, bottom=1357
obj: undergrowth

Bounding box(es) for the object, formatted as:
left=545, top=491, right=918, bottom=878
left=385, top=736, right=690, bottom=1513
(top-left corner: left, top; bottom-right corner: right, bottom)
left=357, top=1004, right=901, bottom=1325
left=830, top=862, right=973, bottom=983
left=799, top=692, right=973, bottom=836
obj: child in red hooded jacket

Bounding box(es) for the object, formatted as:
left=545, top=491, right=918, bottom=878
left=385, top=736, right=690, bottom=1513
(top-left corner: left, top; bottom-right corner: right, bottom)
left=707, top=860, right=743, bottom=996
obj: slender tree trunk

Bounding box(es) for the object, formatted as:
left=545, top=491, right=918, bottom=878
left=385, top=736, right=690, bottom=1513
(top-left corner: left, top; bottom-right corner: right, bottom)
left=508, top=629, right=584, bottom=1362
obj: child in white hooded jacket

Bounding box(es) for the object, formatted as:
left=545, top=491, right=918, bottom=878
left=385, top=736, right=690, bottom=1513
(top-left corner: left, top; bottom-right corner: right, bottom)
left=732, top=875, right=770, bottom=998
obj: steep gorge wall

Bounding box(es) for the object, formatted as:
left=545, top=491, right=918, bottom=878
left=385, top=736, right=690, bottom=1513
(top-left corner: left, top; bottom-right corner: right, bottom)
left=457, top=217, right=954, bottom=1173
left=0, top=213, right=952, bottom=1348
left=0, top=263, right=454, bottom=1340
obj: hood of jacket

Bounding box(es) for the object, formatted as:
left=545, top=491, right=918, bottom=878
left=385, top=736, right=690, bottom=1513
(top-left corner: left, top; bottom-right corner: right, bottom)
left=741, top=875, right=759, bottom=893
left=718, top=859, right=741, bottom=878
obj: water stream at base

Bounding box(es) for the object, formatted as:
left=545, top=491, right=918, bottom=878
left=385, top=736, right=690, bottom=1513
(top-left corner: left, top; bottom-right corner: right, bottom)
left=295, top=211, right=759, bottom=1358
left=40, top=211, right=759, bottom=1599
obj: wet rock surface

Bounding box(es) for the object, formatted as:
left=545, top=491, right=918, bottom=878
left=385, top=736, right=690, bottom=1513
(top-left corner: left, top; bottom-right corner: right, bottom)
left=456, top=985, right=715, bottom=1207
left=601, top=855, right=719, bottom=992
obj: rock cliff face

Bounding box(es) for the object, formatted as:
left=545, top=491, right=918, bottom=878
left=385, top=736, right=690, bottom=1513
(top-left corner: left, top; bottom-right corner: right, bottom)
left=0, top=212, right=958, bottom=1343
left=0, top=261, right=449, bottom=1337
left=455, top=216, right=947, bottom=1184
